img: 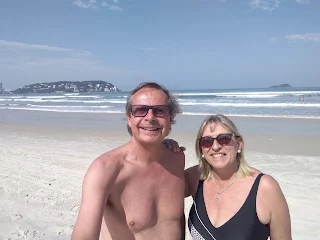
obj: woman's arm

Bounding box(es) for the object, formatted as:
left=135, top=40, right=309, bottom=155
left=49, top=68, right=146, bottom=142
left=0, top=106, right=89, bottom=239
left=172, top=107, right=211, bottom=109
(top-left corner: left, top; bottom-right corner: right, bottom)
left=259, top=175, right=292, bottom=240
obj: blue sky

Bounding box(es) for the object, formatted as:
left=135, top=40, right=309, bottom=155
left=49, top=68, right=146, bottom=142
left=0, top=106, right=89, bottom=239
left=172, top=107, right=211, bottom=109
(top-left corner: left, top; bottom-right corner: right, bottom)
left=0, top=0, right=319, bottom=91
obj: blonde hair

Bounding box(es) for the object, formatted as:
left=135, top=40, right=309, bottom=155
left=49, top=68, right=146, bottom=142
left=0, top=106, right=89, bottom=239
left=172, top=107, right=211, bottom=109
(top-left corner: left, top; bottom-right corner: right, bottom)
left=195, top=114, right=254, bottom=180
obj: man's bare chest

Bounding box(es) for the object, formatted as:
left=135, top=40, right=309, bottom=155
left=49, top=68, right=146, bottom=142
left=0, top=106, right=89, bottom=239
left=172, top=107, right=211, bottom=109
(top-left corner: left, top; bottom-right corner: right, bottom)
left=107, top=168, right=184, bottom=233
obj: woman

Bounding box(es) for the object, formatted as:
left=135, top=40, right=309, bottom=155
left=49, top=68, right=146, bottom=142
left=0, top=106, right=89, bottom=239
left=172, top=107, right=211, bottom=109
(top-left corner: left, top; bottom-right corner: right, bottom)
left=166, top=114, right=291, bottom=240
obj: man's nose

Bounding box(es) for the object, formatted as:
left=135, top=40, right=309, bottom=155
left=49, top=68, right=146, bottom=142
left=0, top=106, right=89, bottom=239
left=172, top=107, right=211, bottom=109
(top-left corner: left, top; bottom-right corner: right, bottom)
left=145, top=109, right=156, bottom=120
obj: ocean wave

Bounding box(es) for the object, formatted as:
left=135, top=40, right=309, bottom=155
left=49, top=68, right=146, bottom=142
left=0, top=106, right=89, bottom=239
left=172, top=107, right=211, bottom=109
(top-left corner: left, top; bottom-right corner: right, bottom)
left=2, top=107, right=319, bottom=120
left=26, top=95, right=65, bottom=99
left=180, top=102, right=320, bottom=107
left=175, top=91, right=320, bottom=98
left=1, top=106, right=121, bottom=113
left=182, top=112, right=320, bottom=119
left=65, top=95, right=102, bottom=98
left=26, top=104, right=112, bottom=109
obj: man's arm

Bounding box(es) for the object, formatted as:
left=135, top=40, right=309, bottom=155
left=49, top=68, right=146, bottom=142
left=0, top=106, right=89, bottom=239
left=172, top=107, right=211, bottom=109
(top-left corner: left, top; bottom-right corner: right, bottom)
left=71, top=155, right=121, bottom=240
left=184, top=165, right=200, bottom=198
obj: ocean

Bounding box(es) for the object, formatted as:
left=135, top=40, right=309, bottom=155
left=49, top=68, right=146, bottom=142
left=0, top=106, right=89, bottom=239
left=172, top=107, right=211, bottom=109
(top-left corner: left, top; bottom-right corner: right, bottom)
left=1, top=87, right=320, bottom=119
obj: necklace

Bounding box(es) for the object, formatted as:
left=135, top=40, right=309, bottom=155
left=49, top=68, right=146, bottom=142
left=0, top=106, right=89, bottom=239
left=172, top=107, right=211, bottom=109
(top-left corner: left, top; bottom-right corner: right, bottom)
left=214, top=173, right=238, bottom=200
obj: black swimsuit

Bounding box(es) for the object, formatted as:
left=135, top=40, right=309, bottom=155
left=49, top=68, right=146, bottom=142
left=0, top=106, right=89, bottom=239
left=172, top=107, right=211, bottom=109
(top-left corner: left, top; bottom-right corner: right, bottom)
left=188, top=173, right=270, bottom=240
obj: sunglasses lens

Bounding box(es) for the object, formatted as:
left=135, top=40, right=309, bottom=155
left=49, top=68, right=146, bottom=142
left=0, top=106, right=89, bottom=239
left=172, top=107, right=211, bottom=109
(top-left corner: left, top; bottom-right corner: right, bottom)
left=131, top=105, right=170, bottom=117
left=216, top=134, right=233, bottom=145
left=199, top=134, right=233, bottom=148
left=131, top=105, right=148, bottom=117
left=200, top=137, right=214, bottom=148
left=153, top=106, right=170, bottom=117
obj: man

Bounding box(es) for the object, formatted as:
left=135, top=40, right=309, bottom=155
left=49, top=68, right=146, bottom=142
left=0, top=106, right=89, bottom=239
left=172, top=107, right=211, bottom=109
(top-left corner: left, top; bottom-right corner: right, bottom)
left=71, top=82, right=185, bottom=240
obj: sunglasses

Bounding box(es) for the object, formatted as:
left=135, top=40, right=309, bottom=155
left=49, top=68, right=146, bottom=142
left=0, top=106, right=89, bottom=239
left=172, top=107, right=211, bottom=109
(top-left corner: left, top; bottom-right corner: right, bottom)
left=199, top=133, right=236, bottom=148
left=130, top=105, right=170, bottom=118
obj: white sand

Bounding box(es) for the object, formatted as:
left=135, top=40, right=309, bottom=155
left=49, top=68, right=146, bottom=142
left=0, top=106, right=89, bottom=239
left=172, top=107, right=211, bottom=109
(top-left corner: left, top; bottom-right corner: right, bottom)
left=1, top=122, right=320, bottom=239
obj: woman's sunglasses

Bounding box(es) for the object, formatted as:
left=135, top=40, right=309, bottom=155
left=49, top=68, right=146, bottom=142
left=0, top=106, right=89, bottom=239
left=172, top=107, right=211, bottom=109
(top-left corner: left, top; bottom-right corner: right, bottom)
left=130, top=105, right=170, bottom=118
left=199, top=133, right=237, bottom=148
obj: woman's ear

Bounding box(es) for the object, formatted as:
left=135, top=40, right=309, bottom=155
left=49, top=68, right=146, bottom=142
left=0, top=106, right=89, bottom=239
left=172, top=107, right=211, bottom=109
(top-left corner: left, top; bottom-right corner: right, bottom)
left=237, top=136, right=243, bottom=151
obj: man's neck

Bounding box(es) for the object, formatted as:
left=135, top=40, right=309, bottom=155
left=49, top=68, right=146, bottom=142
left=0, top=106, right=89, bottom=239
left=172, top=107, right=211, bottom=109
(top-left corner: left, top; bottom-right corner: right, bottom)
left=127, top=139, right=164, bottom=164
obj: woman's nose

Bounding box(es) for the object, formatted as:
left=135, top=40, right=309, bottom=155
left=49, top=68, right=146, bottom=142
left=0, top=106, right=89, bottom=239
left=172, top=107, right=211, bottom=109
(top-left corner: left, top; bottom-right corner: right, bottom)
left=211, top=139, right=222, bottom=150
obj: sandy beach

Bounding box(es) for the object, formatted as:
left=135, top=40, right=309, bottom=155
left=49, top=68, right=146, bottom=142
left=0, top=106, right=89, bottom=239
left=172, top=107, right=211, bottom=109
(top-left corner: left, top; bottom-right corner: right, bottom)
left=1, top=109, right=320, bottom=239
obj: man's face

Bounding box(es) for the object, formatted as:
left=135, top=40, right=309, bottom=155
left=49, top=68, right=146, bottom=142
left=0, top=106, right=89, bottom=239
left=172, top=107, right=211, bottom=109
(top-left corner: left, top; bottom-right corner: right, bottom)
left=127, top=87, right=172, bottom=144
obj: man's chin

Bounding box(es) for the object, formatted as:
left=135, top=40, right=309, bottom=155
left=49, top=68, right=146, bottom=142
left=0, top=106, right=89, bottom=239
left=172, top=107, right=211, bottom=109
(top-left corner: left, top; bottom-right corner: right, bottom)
left=138, top=135, right=164, bottom=145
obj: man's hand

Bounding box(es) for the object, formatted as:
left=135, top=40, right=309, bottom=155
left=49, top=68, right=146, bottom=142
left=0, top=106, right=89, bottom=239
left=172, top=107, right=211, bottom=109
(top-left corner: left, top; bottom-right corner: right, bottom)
left=163, top=139, right=186, bottom=152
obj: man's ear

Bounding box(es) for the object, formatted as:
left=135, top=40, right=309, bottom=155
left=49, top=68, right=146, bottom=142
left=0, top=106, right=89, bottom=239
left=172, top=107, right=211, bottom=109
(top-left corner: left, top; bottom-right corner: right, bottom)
left=170, top=115, right=175, bottom=124
left=127, top=116, right=132, bottom=128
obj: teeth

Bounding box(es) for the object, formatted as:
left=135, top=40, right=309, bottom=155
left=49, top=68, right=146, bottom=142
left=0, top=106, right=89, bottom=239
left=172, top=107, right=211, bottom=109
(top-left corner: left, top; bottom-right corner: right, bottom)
left=213, top=154, right=224, bottom=157
left=143, top=127, right=158, bottom=131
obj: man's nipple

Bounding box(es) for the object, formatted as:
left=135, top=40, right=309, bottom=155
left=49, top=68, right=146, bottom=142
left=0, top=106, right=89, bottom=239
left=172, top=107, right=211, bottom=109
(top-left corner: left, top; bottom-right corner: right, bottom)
left=129, top=221, right=135, bottom=227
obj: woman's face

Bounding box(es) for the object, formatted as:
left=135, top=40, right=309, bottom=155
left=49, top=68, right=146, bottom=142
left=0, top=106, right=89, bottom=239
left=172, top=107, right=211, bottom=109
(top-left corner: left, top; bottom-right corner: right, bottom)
left=200, top=122, right=242, bottom=170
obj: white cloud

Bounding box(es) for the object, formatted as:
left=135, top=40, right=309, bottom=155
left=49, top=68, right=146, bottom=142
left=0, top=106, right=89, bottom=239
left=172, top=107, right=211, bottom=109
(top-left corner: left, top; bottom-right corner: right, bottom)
left=206, top=51, right=218, bottom=55
left=296, top=0, right=311, bottom=4
left=140, top=47, right=156, bottom=51
left=0, top=40, right=131, bottom=90
left=1, top=57, right=129, bottom=90
left=285, top=33, right=320, bottom=43
left=101, top=1, right=108, bottom=7
left=0, top=40, right=91, bottom=56
left=249, top=0, right=280, bottom=11
left=109, top=5, right=123, bottom=11
left=269, top=37, right=278, bottom=42
left=73, top=0, right=123, bottom=11
left=0, top=40, right=73, bottom=52
left=73, top=0, right=98, bottom=9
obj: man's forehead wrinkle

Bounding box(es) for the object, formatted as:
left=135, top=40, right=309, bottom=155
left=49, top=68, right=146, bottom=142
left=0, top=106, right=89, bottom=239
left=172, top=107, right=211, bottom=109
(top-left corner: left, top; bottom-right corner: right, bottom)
left=132, top=88, right=168, bottom=104
left=136, top=88, right=161, bottom=96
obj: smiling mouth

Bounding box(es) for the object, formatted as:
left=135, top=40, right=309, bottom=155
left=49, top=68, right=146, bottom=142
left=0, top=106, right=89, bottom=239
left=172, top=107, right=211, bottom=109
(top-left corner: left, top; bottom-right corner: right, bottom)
left=141, top=127, right=161, bottom=131
left=211, top=153, right=226, bottom=157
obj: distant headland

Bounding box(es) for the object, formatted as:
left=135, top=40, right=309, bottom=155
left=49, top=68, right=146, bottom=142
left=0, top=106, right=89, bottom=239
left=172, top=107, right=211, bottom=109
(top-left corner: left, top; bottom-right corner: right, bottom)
left=269, top=84, right=292, bottom=88
left=12, top=81, right=120, bottom=94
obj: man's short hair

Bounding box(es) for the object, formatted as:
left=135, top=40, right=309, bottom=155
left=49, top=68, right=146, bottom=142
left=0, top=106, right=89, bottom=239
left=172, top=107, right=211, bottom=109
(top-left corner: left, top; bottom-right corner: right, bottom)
left=125, top=82, right=181, bottom=135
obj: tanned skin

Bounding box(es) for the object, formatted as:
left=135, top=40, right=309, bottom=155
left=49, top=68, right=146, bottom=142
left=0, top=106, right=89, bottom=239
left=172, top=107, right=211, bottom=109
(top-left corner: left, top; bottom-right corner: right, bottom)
left=72, top=87, right=185, bottom=240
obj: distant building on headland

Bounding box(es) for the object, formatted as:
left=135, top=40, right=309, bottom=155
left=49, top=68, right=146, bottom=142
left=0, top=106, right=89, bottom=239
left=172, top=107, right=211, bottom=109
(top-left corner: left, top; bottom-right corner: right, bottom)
left=0, top=83, right=10, bottom=94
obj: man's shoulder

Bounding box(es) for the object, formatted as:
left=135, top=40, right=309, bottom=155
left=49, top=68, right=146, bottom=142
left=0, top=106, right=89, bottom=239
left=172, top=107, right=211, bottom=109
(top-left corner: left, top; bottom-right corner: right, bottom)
left=83, top=146, right=128, bottom=187
left=94, top=145, right=127, bottom=170
left=164, top=146, right=185, bottom=160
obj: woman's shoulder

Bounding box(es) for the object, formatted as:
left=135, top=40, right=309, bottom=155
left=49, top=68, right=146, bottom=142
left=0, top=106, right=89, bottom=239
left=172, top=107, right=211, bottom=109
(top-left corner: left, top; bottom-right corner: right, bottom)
left=259, top=174, right=282, bottom=194
left=243, top=168, right=281, bottom=194
left=248, top=168, right=280, bottom=190
left=251, top=169, right=285, bottom=207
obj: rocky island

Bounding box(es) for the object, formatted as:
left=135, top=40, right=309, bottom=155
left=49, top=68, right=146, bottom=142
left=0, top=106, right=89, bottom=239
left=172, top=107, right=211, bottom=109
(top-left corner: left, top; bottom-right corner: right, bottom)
left=269, top=84, right=292, bottom=88
left=12, top=80, right=120, bottom=94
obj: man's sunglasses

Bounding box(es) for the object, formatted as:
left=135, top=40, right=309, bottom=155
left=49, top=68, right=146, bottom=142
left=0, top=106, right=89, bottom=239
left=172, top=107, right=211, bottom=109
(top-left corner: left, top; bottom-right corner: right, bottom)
left=199, top=133, right=237, bottom=148
left=130, top=105, right=170, bottom=118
